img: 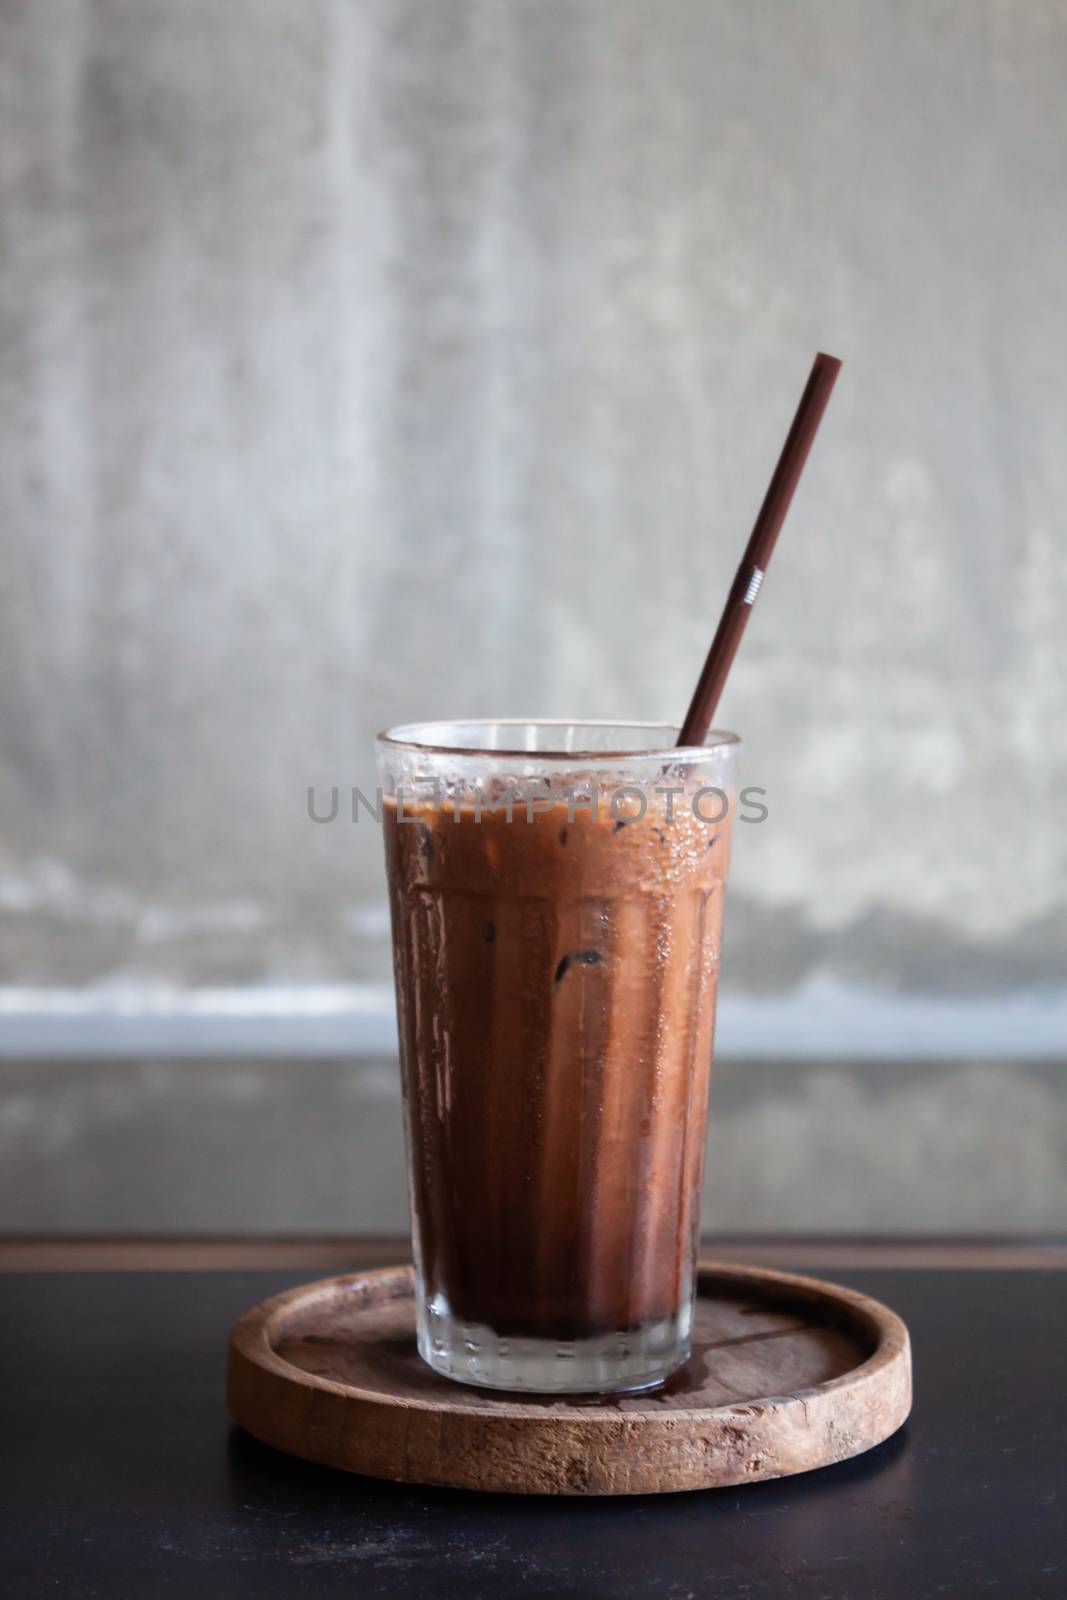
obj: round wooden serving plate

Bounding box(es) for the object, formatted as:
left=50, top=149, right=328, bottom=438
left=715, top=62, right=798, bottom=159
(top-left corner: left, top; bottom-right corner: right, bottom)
left=227, top=1262, right=911, bottom=1496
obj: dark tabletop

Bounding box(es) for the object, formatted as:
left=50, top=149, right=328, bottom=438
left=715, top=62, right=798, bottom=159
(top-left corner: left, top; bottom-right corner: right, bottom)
left=1, top=1268, right=1064, bottom=1600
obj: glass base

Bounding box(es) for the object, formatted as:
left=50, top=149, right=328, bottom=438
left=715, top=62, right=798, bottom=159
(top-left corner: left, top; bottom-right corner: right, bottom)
left=418, top=1292, right=692, bottom=1395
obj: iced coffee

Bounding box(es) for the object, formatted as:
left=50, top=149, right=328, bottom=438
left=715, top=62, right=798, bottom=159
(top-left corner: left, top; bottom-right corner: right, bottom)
left=377, top=720, right=738, bottom=1393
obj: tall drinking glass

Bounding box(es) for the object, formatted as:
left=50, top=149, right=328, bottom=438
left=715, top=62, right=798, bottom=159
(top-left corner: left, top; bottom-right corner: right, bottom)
left=376, top=720, right=739, bottom=1393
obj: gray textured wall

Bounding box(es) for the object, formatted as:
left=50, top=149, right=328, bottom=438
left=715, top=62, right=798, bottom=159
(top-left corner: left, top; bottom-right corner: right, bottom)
left=3, top=0, right=1066, bottom=1028
left=4, top=1056, right=1065, bottom=1235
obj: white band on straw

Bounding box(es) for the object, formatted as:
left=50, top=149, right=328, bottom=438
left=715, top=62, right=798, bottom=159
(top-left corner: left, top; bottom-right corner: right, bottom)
left=742, top=567, right=764, bottom=606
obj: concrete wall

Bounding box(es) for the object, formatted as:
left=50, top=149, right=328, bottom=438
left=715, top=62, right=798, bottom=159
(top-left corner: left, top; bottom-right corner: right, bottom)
left=1, top=3, right=1065, bottom=1231
left=4, top=1055, right=1064, bottom=1236
left=3, top=0, right=1066, bottom=1020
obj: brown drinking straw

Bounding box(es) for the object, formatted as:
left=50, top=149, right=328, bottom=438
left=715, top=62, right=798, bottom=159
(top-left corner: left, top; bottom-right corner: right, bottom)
left=677, top=351, right=842, bottom=747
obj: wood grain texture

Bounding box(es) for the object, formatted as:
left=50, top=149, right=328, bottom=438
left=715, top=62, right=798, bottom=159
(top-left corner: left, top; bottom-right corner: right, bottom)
left=227, top=1262, right=911, bottom=1495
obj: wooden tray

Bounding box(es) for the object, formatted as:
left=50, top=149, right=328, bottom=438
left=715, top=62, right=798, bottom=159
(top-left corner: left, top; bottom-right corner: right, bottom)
left=227, top=1262, right=911, bottom=1496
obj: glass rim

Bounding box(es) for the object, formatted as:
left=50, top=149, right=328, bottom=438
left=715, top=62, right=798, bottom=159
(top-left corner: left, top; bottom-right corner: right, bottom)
left=376, top=718, right=741, bottom=761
